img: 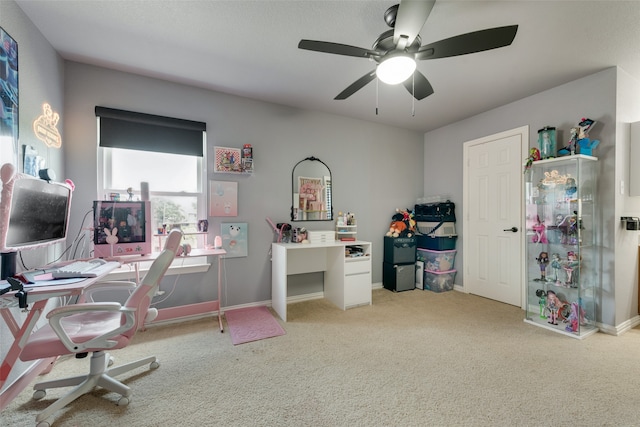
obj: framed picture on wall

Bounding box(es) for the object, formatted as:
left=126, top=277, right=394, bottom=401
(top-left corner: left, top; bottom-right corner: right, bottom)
left=0, top=26, right=18, bottom=167
left=213, top=146, right=242, bottom=173
left=209, top=180, right=238, bottom=216
left=220, top=222, right=248, bottom=258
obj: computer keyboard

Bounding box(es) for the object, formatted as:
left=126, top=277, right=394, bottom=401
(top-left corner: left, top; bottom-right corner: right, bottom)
left=51, top=260, right=120, bottom=279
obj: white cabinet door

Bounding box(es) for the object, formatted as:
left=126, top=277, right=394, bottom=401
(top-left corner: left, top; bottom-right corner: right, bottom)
left=344, top=271, right=371, bottom=307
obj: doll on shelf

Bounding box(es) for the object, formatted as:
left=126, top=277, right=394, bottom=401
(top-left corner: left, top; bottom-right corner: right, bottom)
left=546, top=290, right=562, bottom=325
left=531, top=215, right=548, bottom=244
left=565, top=177, right=577, bottom=200
left=536, top=290, right=547, bottom=319
left=536, top=251, right=549, bottom=282
left=550, top=253, right=562, bottom=285
left=563, top=251, right=580, bottom=287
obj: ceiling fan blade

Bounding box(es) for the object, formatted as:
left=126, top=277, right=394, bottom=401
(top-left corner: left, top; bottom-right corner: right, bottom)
left=298, top=40, right=378, bottom=58
left=415, top=25, right=518, bottom=60
left=402, top=70, right=434, bottom=100
left=393, top=0, right=435, bottom=47
left=334, top=70, right=377, bottom=100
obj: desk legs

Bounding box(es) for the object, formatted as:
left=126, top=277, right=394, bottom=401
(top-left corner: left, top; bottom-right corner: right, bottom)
left=216, top=254, right=224, bottom=332
left=0, top=300, right=48, bottom=410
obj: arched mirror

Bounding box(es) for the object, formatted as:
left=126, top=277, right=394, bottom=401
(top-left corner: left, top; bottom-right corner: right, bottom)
left=291, top=156, right=333, bottom=221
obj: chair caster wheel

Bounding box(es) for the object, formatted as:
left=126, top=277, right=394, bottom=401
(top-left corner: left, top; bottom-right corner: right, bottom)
left=108, top=356, right=115, bottom=366
left=150, top=360, right=160, bottom=370
left=33, top=389, right=46, bottom=400
left=117, top=396, right=130, bottom=406
left=36, top=421, right=51, bottom=427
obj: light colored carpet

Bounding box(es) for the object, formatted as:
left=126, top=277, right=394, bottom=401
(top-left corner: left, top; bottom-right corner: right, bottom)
left=4, top=288, right=640, bottom=426
left=225, top=305, right=286, bottom=345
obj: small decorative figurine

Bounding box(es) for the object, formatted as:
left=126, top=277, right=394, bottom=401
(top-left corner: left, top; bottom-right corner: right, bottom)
left=563, top=251, right=580, bottom=287
left=565, top=302, right=580, bottom=332
left=538, top=126, right=557, bottom=159
left=127, top=187, right=134, bottom=201
left=524, top=147, right=541, bottom=173
left=565, top=177, right=577, bottom=199
left=546, top=290, right=561, bottom=325
left=531, top=215, right=548, bottom=244
left=536, top=289, right=547, bottom=319
left=558, top=117, right=599, bottom=156
left=536, top=251, right=549, bottom=282
left=550, top=253, right=562, bottom=284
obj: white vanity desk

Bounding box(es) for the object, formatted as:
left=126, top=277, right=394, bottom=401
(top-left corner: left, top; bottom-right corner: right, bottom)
left=271, top=240, right=372, bottom=321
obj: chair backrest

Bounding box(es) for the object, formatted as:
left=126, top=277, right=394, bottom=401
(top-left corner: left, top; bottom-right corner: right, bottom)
left=123, top=229, right=182, bottom=334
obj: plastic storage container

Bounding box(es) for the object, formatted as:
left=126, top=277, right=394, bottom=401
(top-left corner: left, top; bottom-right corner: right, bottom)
left=423, top=269, right=456, bottom=293
left=417, top=248, right=457, bottom=272
left=416, top=221, right=456, bottom=236
left=417, top=234, right=457, bottom=251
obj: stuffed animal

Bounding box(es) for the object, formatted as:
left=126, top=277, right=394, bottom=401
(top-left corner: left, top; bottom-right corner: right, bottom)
left=387, top=220, right=407, bottom=238
left=385, top=208, right=416, bottom=238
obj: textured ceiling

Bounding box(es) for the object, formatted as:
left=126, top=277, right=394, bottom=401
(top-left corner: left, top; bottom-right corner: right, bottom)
left=15, top=0, right=640, bottom=133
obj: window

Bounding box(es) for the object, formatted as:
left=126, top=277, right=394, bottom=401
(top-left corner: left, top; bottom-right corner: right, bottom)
left=96, top=107, right=206, bottom=250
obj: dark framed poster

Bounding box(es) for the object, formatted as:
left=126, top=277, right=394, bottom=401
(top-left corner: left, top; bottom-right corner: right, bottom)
left=0, top=26, right=18, bottom=166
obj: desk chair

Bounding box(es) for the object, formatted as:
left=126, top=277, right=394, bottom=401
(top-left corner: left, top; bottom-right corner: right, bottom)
left=19, top=229, right=182, bottom=427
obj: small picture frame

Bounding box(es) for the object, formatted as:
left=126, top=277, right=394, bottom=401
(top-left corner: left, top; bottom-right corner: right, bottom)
left=220, top=222, right=248, bottom=258
left=213, top=146, right=242, bottom=173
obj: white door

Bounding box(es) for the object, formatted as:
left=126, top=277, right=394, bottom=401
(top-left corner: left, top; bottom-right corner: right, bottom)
left=463, top=126, right=527, bottom=307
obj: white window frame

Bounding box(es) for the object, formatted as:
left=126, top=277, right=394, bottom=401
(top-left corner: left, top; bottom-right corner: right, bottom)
left=97, top=128, right=207, bottom=248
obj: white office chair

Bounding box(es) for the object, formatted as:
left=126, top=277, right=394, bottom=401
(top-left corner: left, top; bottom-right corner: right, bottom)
left=19, top=229, right=183, bottom=427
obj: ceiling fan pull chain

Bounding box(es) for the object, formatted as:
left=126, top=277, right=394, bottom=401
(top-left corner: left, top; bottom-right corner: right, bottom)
left=376, top=78, right=379, bottom=116
left=412, top=74, right=415, bottom=117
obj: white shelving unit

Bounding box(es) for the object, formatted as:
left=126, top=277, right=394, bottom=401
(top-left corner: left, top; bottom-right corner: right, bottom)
left=336, top=224, right=357, bottom=241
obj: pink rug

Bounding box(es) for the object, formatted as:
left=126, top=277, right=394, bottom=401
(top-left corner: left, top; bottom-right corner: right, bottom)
left=225, top=306, right=286, bottom=345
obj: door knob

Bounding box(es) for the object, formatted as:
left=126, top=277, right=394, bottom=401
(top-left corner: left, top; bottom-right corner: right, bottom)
left=503, top=227, right=518, bottom=232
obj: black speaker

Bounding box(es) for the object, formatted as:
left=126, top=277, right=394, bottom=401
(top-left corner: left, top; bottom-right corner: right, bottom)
left=383, top=262, right=415, bottom=292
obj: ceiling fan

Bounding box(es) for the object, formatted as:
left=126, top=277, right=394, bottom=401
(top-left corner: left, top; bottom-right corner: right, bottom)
left=298, top=0, right=518, bottom=101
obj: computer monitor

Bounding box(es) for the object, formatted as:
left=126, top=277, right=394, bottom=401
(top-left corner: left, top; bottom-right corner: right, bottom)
left=93, top=200, right=152, bottom=257
left=0, top=163, right=73, bottom=278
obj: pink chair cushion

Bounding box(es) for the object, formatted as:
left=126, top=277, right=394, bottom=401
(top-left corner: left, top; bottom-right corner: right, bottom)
left=20, top=311, right=130, bottom=361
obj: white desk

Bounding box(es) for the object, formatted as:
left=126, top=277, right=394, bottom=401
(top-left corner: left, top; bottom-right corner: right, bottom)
left=271, top=241, right=372, bottom=321
left=108, top=248, right=227, bottom=331
left=0, top=263, right=120, bottom=410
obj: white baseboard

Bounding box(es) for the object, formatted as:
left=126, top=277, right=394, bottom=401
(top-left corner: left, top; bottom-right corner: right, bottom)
left=148, top=283, right=640, bottom=337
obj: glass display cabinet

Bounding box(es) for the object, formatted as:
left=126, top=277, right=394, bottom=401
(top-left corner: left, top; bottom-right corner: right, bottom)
left=524, top=154, right=599, bottom=338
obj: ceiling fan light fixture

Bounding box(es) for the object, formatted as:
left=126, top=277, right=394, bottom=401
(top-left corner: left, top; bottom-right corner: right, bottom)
left=376, top=55, right=416, bottom=85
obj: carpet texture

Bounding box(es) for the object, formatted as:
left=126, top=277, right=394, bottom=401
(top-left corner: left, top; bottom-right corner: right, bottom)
left=5, top=289, right=640, bottom=426
left=225, top=305, right=286, bottom=345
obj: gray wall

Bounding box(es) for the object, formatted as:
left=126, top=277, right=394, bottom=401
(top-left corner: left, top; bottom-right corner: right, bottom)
left=63, top=62, right=424, bottom=307
left=0, top=0, right=66, bottom=389
left=424, top=67, right=640, bottom=330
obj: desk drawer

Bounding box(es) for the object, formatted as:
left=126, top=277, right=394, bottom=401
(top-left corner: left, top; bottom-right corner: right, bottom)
left=345, top=272, right=372, bottom=307
left=345, top=259, right=370, bottom=275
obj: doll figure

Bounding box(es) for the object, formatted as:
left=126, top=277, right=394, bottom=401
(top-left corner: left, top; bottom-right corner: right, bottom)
left=564, top=302, right=580, bottom=332
left=546, top=290, right=561, bottom=325
left=536, top=251, right=549, bottom=282
left=563, top=251, right=580, bottom=287
left=531, top=216, right=548, bottom=244
left=536, top=289, right=547, bottom=319
left=565, top=177, right=577, bottom=200
left=550, top=253, right=562, bottom=284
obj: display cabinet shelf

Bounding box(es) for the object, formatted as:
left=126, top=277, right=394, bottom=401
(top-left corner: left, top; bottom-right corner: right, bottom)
left=524, top=155, right=600, bottom=339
